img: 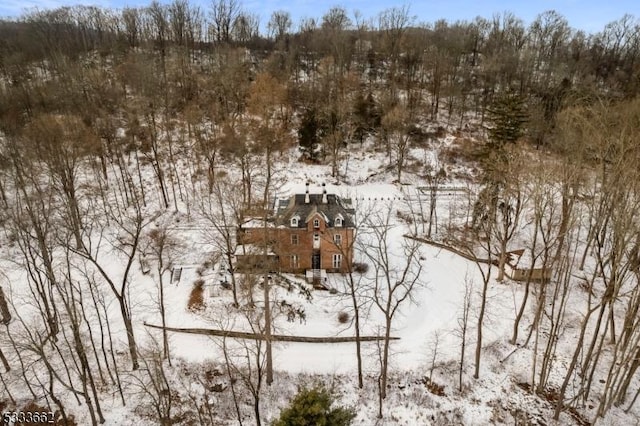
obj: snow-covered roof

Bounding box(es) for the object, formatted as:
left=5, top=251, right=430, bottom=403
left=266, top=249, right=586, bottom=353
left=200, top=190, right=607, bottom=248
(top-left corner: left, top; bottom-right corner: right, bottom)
left=274, top=193, right=354, bottom=228
left=234, top=244, right=276, bottom=256
left=506, top=249, right=536, bottom=268
left=304, top=206, right=330, bottom=225
left=240, top=218, right=274, bottom=229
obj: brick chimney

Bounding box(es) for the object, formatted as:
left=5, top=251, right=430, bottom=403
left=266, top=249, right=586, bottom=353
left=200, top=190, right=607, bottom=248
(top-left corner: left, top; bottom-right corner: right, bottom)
left=305, top=182, right=310, bottom=204
left=322, top=183, right=328, bottom=204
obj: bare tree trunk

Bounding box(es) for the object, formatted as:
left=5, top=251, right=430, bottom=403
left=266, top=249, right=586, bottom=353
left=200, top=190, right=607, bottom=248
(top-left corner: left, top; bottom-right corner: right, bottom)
left=362, top=205, right=424, bottom=416
left=0, top=347, right=9, bottom=372
left=263, top=150, right=273, bottom=386
left=474, top=265, right=491, bottom=379
left=0, top=370, right=15, bottom=405
left=349, top=277, right=363, bottom=388
left=553, top=303, right=598, bottom=420
left=222, top=337, right=244, bottom=426
left=263, top=275, right=273, bottom=387
left=98, top=291, right=125, bottom=405
left=121, top=302, right=139, bottom=371
left=459, top=276, right=473, bottom=392
left=159, top=269, right=170, bottom=364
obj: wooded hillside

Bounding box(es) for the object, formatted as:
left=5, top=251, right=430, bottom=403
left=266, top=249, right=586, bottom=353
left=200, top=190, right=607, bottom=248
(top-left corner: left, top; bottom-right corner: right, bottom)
left=1, top=2, right=640, bottom=425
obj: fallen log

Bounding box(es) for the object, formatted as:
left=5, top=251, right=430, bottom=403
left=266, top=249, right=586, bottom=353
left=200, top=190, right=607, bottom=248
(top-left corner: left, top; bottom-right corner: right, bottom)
left=404, top=234, right=494, bottom=265
left=144, top=322, right=399, bottom=343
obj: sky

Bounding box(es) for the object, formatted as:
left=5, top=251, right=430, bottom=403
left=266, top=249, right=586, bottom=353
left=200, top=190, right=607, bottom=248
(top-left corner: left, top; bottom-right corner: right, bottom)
left=0, top=0, right=638, bottom=34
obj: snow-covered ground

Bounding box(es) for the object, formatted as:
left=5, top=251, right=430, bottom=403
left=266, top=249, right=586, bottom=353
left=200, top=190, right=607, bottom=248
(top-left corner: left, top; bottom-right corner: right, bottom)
left=1, top=136, right=638, bottom=426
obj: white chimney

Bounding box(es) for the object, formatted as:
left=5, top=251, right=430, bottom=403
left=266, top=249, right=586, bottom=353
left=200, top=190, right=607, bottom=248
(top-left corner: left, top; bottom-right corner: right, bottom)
left=305, top=182, right=310, bottom=204
left=322, top=183, right=328, bottom=204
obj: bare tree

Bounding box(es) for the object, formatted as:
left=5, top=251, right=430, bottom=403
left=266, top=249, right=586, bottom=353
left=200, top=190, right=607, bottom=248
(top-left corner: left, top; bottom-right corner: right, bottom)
left=0, top=285, right=11, bottom=372
left=381, top=104, right=411, bottom=184
left=267, top=10, right=292, bottom=41
left=321, top=6, right=352, bottom=32
left=457, top=274, right=473, bottom=392
left=232, top=11, right=259, bottom=43
left=246, top=71, right=292, bottom=386
left=493, top=150, right=524, bottom=282
left=551, top=98, right=640, bottom=420
left=210, top=0, right=240, bottom=43
left=129, top=337, right=175, bottom=425
left=323, top=194, right=371, bottom=388
left=55, top=250, right=105, bottom=424
left=378, top=5, right=413, bottom=93
left=200, top=176, right=244, bottom=307
left=217, top=307, right=268, bottom=426
left=70, top=197, right=153, bottom=370
left=510, top=159, right=558, bottom=345
left=471, top=240, right=492, bottom=381
left=428, top=331, right=441, bottom=382
left=360, top=202, right=425, bottom=417
left=6, top=152, right=60, bottom=343
left=23, top=113, right=100, bottom=249
left=460, top=188, right=496, bottom=380
left=318, top=65, right=358, bottom=178
left=122, top=7, right=141, bottom=48
left=142, top=226, right=180, bottom=364
left=423, top=160, right=447, bottom=238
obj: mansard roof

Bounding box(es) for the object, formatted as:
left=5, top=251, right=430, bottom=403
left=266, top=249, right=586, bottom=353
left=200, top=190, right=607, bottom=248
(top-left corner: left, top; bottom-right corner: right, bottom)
left=275, top=193, right=355, bottom=228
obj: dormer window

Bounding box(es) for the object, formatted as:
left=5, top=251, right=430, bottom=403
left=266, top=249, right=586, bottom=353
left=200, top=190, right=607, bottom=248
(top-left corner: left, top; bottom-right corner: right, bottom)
left=335, top=214, right=344, bottom=227
left=313, top=218, right=320, bottom=228
left=290, top=217, right=299, bottom=227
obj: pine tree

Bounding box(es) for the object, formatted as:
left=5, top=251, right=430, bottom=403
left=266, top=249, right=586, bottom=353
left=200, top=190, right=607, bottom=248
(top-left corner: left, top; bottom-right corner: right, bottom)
left=298, top=107, right=322, bottom=161
left=273, top=386, right=356, bottom=426
left=353, top=90, right=380, bottom=144
left=473, top=91, right=527, bottom=229
left=485, top=91, right=528, bottom=148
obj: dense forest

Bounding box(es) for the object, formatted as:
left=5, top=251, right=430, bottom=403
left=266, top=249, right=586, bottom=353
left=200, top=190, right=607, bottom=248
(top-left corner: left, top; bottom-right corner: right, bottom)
left=1, top=1, right=640, bottom=425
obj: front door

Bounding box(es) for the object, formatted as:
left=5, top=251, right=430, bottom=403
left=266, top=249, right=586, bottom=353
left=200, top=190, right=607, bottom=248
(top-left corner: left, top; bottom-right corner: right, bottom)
left=312, top=252, right=321, bottom=269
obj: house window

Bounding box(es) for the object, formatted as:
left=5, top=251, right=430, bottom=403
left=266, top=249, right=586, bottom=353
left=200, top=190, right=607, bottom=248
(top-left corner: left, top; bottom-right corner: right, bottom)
left=335, top=217, right=343, bottom=227
left=290, top=217, right=299, bottom=227
left=334, top=234, right=342, bottom=245
left=290, top=255, right=299, bottom=268
left=313, top=218, right=320, bottom=228
left=332, top=254, right=342, bottom=269
left=291, top=234, right=299, bottom=245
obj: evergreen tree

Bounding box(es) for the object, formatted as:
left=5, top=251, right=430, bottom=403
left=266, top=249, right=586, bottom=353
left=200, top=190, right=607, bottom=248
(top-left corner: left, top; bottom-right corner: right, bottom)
left=298, top=107, right=322, bottom=161
left=273, top=386, right=356, bottom=426
left=473, top=91, right=527, bottom=229
left=485, top=91, right=528, bottom=148
left=353, top=90, right=380, bottom=144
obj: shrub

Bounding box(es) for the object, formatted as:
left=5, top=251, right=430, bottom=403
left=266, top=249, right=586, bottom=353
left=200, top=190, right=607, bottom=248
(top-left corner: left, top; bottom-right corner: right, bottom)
left=337, top=311, right=350, bottom=324
left=440, top=136, right=485, bottom=165
left=422, top=377, right=446, bottom=397
left=396, top=210, right=414, bottom=224
left=273, top=386, right=355, bottom=426
left=352, top=262, right=369, bottom=274
left=188, top=281, right=205, bottom=311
